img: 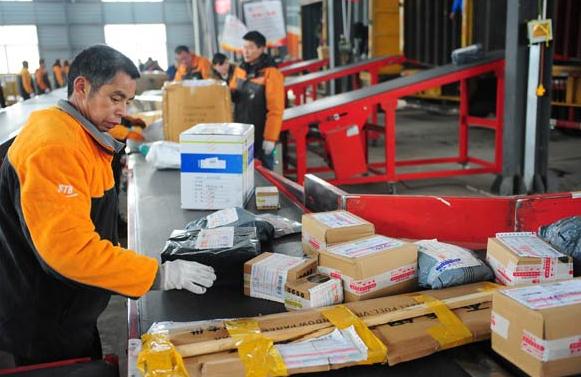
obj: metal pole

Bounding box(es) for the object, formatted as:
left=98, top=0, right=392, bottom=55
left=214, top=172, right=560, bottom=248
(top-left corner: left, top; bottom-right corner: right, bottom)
left=328, top=0, right=336, bottom=94
left=192, top=0, right=201, bottom=55
left=523, top=44, right=541, bottom=192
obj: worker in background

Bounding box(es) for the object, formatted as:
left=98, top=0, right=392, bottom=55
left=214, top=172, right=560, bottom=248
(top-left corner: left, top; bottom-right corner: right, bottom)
left=230, top=31, right=284, bottom=170
left=211, top=52, right=242, bottom=86
left=34, top=58, right=51, bottom=94
left=0, top=45, right=216, bottom=366
left=173, top=45, right=211, bottom=80
left=63, top=60, right=70, bottom=81
left=143, top=57, right=163, bottom=72
left=52, top=59, right=65, bottom=88
left=19, top=61, right=34, bottom=100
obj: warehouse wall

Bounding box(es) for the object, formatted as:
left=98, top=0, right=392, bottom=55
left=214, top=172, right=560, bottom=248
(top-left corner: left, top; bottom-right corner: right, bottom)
left=0, top=0, right=195, bottom=75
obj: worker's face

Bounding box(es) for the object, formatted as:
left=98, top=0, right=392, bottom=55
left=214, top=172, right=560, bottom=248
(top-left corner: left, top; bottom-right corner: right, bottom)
left=73, top=71, right=136, bottom=132
left=242, top=41, right=265, bottom=63
left=176, top=51, right=192, bottom=68
left=213, top=61, right=230, bottom=76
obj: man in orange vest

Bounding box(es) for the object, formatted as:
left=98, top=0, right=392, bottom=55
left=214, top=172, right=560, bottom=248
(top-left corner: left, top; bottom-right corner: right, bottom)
left=19, top=61, right=34, bottom=100
left=173, top=45, right=211, bottom=81
left=230, top=31, right=284, bottom=170
left=52, top=59, right=65, bottom=88
left=34, top=58, right=51, bottom=94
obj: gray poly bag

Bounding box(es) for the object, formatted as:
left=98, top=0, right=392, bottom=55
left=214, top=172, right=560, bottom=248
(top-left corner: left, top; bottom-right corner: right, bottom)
left=539, top=216, right=581, bottom=276
left=416, top=239, right=494, bottom=289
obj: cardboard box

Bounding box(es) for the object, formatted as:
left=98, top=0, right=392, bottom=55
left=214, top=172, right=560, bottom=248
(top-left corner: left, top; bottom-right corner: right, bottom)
left=180, top=123, right=254, bottom=209
left=317, top=235, right=418, bottom=302
left=255, top=186, right=279, bottom=210
left=177, top=282, right=494, bottom=377
left=243, top=252, right=317, bottom=303
left=486, top=232, right=573, bottom=286
left=284, top=272, right=343, bottom=310
left=491, top=279, right=581, bottom=377
left=301, top=211, right=374, bottom=257
left=163, top=80, right=232, bottom=142
left=136, top=72, right=167, bottom=94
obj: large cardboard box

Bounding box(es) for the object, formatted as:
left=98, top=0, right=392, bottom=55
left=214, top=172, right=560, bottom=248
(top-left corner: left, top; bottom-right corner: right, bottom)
left=176, top=282, right=493, bottom=377
left=486, top=232, right=573, bottom=286
left=317, top=235, right=418, bottom=302
left=163, top=80, right=232, bottom=142
left=301, top=211, right=374, bottom=257
left=180, top=123, right=254, bottom=209
left=491, top=279, right=581, bottom=377
left=284, top=272, right=343, bottom=310
left=243, top=252, right=317, bottom=303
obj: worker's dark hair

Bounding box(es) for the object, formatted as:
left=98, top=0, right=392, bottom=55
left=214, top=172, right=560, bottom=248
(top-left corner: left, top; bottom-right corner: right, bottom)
left=54, top=59, right=61, bottom=66
left=212, top=53, right=228, bottom=65
left=22, top=61, right=28, bottom=68
left=63, top=60, right=69, bottom=66
left=39, top=59, right=45, bottom=65
left=243, top=31, right=267, bottom=48
left=67, top=44, right=140, bottom=98
left=175, top=45, right=190, bottom=54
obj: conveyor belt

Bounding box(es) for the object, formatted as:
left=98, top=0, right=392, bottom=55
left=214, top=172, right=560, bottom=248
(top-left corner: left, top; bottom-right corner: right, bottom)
left=280, top=58, right=328, bottom=76
left=284, top=51, right=504, bottom=122
left=0, top=88, right=66, bottom=145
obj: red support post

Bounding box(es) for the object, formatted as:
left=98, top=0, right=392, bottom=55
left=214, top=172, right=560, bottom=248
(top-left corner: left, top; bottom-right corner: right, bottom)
left=290, top=126, right=309, bottom=185
left=494, top=66, right=505, bottom=172
left=382, top=99, right=398, bottom=181
left=459, top=79, right=469, bottom=164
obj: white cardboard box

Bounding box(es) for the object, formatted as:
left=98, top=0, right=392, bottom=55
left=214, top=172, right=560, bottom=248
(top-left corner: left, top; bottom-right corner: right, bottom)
left=180, top=123, right=254, bottom=209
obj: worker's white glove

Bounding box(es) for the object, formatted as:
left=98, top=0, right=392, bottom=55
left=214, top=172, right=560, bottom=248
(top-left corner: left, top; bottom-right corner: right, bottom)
left=262, top=140, right=276, bottom=155
left=160, top=260, right=216, bottom=294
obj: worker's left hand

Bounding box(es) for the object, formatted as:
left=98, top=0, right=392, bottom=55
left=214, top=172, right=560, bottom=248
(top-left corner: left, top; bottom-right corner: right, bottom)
left=262, top=140, right=276, bottom=155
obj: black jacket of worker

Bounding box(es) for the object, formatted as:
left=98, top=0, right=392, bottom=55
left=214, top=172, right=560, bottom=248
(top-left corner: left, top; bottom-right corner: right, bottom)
left=0, top=100, right=157, bottom=365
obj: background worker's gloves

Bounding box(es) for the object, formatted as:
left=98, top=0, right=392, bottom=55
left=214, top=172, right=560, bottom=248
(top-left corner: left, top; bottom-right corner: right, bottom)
left=262, top=140, right=276, bottom=155
left=160, top=260, right=216, bottom=294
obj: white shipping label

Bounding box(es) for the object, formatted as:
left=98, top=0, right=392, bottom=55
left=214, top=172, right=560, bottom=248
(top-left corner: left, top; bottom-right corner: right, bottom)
left=205, top=208, right=239, bottom=228
left=313, top=212, right=366, bottom=228
left=416, top=239, right=481, bottom=273
left=496, top=232, right=564, bottom=258
left=487, top=254, right=572, bottom=286
left=502, top=280, right=581, bottom=310
left=319, top=264, right=417, bottom=296
left=490, top=311, right=510, bottom=340
left=521, top=330, right=581, bottom=362
left=250, top=254, right=305, bottom=303
left=327, top=235, right=404, bottom=258
left=308, top=278, right=344, bottom=308
left=194, top=227, right=235, bottom=249
left=199, top=157, right=227, bottom=170
left=275, top=326, right=367, bottom=369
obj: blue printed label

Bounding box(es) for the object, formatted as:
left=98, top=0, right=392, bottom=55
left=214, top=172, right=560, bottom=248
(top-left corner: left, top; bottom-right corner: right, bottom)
left=181, top=153, right=243, bottom=174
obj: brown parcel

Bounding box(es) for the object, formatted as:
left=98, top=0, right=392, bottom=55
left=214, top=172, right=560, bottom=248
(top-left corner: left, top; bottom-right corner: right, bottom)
left=301, top=211, right=375, bottom=257
left=491, top=280, right=581, bottom=377
left=162, top=80, right=232, bottom=142
left=243, top=252, right=318, bottom=299
left=171, top=282, right=493, bottom=377
left=284, top=273, right=343, bottom=310
left=318, top=236, right=418, bottom=302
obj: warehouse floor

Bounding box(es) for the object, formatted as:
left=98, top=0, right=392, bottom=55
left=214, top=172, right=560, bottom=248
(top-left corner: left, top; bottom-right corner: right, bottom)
left=98, top=107, right=580, bottom=376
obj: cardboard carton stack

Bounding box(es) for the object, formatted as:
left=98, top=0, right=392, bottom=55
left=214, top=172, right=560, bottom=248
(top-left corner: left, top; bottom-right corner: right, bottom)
left=486, top=232, right=573, bottom=286
left=491, top=279, right=581, bottom=377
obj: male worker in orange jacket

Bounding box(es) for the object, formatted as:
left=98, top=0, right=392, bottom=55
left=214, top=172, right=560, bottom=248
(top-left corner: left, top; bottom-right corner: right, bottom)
left=0, top=45, right=216, bottom=366
left=230, top=31, right=284, bottom=170
left=173, top=45, right=211, bottom=80
left=19, top=61, right=34, bottom=100
left=52, top=59, right=65, bottom=88
left=34, top=58, right=52, bottom=94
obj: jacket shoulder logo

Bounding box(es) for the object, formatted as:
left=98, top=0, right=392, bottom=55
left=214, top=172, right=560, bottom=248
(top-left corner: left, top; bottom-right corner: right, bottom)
left=57, top=184, right=78, bottom=198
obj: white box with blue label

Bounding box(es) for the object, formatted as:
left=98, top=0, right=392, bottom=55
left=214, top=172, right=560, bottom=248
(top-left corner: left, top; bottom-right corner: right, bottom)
left=180, top=123, right=255, bottom=209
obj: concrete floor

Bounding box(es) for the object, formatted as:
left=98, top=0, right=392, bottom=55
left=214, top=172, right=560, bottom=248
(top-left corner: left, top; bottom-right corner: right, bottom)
left=98, top=106, right=581, bottom=377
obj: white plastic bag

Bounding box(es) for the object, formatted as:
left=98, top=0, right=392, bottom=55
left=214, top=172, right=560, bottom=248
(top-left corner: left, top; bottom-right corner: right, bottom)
left=145, top=141, right=180, bottom=170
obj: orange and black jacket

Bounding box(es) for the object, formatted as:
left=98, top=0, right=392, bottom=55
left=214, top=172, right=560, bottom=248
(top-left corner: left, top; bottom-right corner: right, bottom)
left=229, top=54, right=284, bottom=146
left=19, top=68, right=34, bottom=95
left=34, top=67, right=51, bottom=93
left=174, top=54, right=211, bottom=81
left=0, top=100, right=158, bottom=360
left=53, top=64, right=65, bottom=88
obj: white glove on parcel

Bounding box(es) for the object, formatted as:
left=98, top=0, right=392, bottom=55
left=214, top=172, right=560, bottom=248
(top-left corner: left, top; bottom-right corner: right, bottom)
left=262, top=140, right=276, bottom=155
left=160, top=260, right=217, bottom=294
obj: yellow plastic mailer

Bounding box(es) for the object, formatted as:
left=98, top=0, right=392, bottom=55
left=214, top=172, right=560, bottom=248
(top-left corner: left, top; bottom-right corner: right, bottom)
left=137, top=333, right=189, bottom=377
left=225, top=319, right=287, bottom=377
left=320, top=305, right=388, bottom=365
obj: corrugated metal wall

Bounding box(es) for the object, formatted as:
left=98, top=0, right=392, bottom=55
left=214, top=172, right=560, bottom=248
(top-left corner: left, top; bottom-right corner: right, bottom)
left=0, top=0, right=194, bottom=75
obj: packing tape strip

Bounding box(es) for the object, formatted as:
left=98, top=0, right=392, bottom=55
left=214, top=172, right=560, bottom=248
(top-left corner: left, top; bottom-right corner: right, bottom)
left=413, top=294, right=473, bottom=350
left=320, top=305, right=388, bottom=365
left=225, top=319, right=287, bottom=377
left=137, top=333, right=189, bottom=377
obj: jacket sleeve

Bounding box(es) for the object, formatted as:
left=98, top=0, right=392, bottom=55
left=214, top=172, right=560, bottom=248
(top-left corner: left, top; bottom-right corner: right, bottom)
left=22, top=72, right=34, bottom=94
left=263, top=68, right=285, bottom=142
left=16, top=143, right=158, bottom=298
left=200, top=57, right=212, bottom=80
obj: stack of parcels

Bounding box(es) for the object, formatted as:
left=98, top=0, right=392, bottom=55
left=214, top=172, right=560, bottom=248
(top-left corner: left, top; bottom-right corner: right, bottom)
left=301, top=211, right=374, bottom=257
left=163, top=80, right=233, bottom=142
left=139, top=282, right=496, bottom=377
left=491, top=279, right=581, bottom=377
left=318, top=235, right=418, bottom=302
left=486, top=232, right=573, bottom=286
left=180, top=123, right=254, bottom=210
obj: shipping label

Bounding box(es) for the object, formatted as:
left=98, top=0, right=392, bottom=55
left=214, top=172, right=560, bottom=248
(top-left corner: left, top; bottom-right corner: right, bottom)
left=194, top=227, right=234, bottom=249
left=490, top=311, right=510, bottom=339
left=522, top=330, right=581, bottom=361
left=327, top=235, right=404, bottom=258
left=250, top=254, right=305, bottom=303
left=313, top=212, right=366, bottom=228
left=496, top=232, right=564, bottom=258
left=502, top=280, right=581, bottom=310
left=205, top=208, right=239, bottom=228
